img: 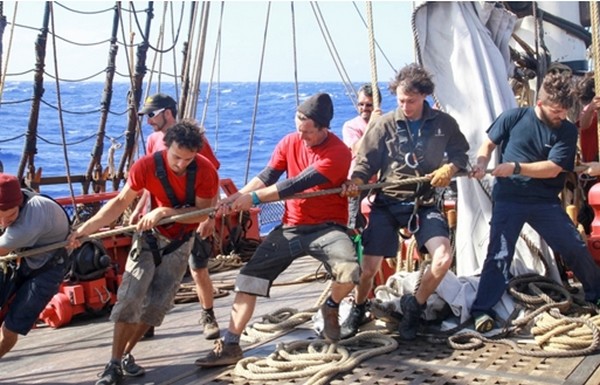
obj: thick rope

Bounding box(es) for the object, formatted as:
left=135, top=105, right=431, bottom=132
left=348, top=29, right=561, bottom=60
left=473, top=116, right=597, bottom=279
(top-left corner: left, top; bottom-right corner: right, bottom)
left=365, top=2, right=380, bottom=109
left=233, top=331, right=398, bottom=384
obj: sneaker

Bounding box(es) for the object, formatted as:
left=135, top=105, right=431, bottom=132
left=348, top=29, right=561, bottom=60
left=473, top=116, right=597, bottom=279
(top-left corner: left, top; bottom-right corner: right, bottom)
left=199, top=309, right=220, bottom=340
left=398, top=294, right=425, bottom=340
left=474, top=313, right=495, bottom=333
left=95, top=362, right=123, bottom=385
left=121, top=353, right=145, bottom=377
left=320, top=303, right=341, bottom=342
left=195, top=339, right=243, bottom=367
left=340, top=301, right=367, bottom=339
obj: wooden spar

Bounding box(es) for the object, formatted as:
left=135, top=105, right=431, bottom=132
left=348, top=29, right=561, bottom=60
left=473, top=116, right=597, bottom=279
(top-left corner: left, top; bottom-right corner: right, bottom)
left=84, top=3, right=121, bottom=195
left=114, top=2, right=154, bottom=191
left=185, top=2, right=210, bottom=119
left=17, top=2, right=50, bottom=188
left=591, top=1, right=600, bottom=164
left=178, top=2, right=197, bottom=120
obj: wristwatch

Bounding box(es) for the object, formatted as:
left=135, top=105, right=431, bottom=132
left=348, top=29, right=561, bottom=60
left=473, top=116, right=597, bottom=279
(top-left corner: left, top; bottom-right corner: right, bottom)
left=513, top=161, right=521, bottom=175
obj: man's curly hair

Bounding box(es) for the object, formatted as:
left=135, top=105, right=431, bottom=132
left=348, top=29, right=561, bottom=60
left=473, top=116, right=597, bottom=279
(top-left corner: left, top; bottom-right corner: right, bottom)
left=539, top=71, right=574, bottom=109
left=388, top=63, right=435, bottom=95
left=164, top=118, right=204, bottom=152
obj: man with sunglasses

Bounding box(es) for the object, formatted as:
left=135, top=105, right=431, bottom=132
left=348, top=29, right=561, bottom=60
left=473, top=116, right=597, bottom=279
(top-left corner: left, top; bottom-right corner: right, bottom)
left=135, top=93, right=222, bottom=342
left=342, top=84, right=382, bottom=230
left=469, top=71, right=600, bottom=333
left=341, top=64, right=469, bottom=340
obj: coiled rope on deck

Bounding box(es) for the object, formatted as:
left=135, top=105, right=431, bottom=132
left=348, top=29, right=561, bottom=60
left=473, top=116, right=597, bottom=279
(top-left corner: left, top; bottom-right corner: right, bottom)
left=233, top=331, right=398, bottom=385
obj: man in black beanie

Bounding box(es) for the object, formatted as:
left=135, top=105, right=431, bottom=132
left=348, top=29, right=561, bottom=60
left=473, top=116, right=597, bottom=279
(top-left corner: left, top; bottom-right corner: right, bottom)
left=195, top=92, right=360, bottom=367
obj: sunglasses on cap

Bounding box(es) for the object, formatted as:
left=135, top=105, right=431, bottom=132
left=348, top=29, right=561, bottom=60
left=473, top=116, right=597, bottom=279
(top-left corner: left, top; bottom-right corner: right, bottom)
left=148, top=108, right=166, bottom=118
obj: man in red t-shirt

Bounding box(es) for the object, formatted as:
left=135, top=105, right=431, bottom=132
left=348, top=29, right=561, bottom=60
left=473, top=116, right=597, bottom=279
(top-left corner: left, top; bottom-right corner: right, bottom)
left=68, top=121, right=219, bottom=385
left=136, top=93, right=222, bottom=341
left=195, top=93, right=360, bottom=368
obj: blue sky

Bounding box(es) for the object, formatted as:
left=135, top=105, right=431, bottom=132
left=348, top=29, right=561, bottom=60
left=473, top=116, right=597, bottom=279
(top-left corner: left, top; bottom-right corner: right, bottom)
left=1, top=1, right=415, bottom=83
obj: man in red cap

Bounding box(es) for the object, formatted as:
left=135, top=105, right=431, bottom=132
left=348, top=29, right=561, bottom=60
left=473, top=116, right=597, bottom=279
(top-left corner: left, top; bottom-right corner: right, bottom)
left=0, top=173, right=71, bottom=358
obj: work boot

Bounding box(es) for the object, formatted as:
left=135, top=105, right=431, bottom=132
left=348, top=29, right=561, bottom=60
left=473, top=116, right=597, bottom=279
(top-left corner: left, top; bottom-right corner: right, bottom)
left=199, top=308, right=220, bottom=340
left=195, top=339, right=243, bottom=367
left=320, top=303, right=341, bottom=342
left=121, top=353, right=145, bottom=377
left=95, top=361, right=123, bottom=385
left=398, top=294, right=425, bottom=340
left=340, top=301, right=368, bottom=339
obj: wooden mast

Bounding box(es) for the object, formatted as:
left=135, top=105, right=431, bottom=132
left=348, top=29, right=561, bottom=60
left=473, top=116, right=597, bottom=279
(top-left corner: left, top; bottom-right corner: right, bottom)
left=84, top=2, right=121, bottom=194
left=17, top=1, right=50, bottom=189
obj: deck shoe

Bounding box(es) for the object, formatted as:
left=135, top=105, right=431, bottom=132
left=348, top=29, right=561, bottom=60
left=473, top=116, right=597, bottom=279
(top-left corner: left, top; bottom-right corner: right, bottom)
left=195, top=339, right=243, bottom=367
left=398, top=294, right=425, bottom=340
left=95, top=361, right=123, bottom=385
left=320, top=303, right=341, bottom=342
left=340, top=301, right=368, bottom=339
left=199, top=309, right=220, bottom=340
left=121, top=353, right=145, bottom=377
left=474, top=313, right=495, bottom=333
left=142, top=326, right=155, bottom=339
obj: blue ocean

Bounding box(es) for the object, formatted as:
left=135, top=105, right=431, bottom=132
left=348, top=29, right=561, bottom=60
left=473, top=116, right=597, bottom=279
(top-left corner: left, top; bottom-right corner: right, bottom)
left=0, top=81, right=395, bottom=198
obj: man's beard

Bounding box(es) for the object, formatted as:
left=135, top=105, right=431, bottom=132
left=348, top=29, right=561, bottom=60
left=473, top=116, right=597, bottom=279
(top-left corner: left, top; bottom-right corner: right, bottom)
left=539, top=108, right=562, bottom=129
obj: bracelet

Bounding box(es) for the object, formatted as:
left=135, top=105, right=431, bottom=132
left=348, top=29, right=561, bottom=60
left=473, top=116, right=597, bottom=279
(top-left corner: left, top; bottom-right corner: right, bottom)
left=251, top=191, right=261, bottom=206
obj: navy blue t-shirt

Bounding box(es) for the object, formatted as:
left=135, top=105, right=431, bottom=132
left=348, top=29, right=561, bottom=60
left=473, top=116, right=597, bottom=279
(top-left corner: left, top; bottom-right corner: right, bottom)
left=487, top=107, right=577, bottom=203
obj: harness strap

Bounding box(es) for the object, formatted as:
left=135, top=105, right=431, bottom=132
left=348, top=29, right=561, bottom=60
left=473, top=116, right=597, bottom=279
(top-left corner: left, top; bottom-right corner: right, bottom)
left=153, top=151, right=198, bottom=208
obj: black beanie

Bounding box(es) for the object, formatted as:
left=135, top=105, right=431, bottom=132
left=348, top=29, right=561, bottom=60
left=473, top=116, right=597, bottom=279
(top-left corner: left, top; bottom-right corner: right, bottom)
left=297, top=93, right=334, bottom=127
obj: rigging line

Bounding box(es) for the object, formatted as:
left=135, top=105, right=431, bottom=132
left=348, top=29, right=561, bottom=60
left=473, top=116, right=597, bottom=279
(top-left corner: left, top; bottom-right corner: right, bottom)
left=310, top=2, right=357, bottom=103
left=36, top=132, right=97, bottom=146
left=591, top=1, right=600, bottom=161
left=4, top=68, right=35, bottom=77
left=0, top=97, right=32, bottom=105
left=169, top=2, right=181, bottom=103
left=48, top=2, right=79, bottom=222
left=188, top=3, right=211, bottom=119
left=130, top=1, right=185, bottom=54
left=290, top=2, right=300, bottom=107
left=0, top=2, right=17, bottom=102
left=39, top=99, right=101, bottom=114
left=0, top=133, right=26, bottom=143
left=243, top=2, right=271, bottom=186
left=200, top=2, right=225, bottom=129
left=45, top=32, right=111, bottom=47
left=44, top=68, right=107, bottom=82
left=178, top=1, right=199, bottom=119
left=365, top=2, right=380, bottom=109
left=351, top=1, right=395, bottom=72
left=54, top=1, right=116, bottom=15
left=144, top=1, right=169, bottom=95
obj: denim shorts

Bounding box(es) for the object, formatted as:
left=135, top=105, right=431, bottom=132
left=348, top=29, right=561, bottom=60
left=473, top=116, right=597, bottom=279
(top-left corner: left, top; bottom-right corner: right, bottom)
left=109, top=232, right=194, bottom=326
left=188, top=234, right=212, bottom=269
left=5, top=261, right=66, bottom=335
left=362, top=195, right=449, bottom=257
left=235, top=223, right=360, bottom=297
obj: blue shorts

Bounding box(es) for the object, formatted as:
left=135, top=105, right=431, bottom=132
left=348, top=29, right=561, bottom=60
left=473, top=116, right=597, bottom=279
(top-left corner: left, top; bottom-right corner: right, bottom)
left=188, top=235, right=212, bottom=269
left=362, top=195, right=449, bottom=258
left=5, top=261, right=66, bottom=335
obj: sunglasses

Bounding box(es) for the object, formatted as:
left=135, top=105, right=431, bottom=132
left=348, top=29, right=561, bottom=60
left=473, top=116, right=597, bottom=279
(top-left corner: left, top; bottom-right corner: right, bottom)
left=358, top=102, right=373, bottom=108
left=148, top=108, right=165, bottom=118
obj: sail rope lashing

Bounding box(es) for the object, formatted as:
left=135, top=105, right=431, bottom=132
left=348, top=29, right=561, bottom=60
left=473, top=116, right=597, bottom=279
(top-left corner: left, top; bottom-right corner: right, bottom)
left=309, top=2, right=358, bottom=108
left=242, top=2, right=271, bottom=186
left=591, top=1, right=600, bottom=163
left=351, top=1, right=396, bottom=73
left=47, top=2, right=79, bottom=220
left=290, top=2, right=300, bottom=108
left=365, top=2, right=380, bottom=109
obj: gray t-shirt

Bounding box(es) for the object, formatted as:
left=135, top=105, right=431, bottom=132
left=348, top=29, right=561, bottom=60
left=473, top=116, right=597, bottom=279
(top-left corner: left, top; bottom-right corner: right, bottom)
left=0, top=194, right=70, bottom=269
